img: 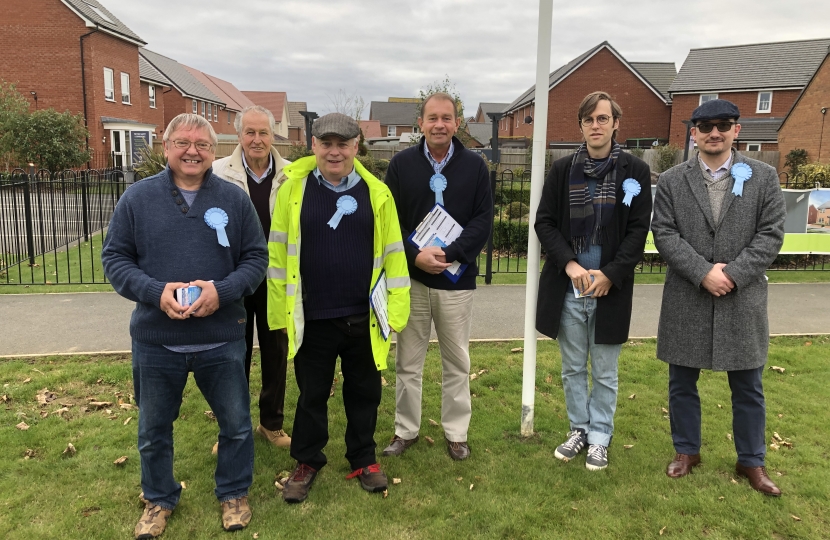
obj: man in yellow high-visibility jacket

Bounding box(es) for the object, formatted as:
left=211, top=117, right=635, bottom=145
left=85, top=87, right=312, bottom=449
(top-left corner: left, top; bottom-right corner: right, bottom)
left=266, top=113, right=410, bottom=504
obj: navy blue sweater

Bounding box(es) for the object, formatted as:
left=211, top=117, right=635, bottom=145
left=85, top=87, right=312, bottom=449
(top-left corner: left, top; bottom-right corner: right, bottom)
left=101, top=168, right=268, bottom=345
left=385, top=136, right=493, bottom=290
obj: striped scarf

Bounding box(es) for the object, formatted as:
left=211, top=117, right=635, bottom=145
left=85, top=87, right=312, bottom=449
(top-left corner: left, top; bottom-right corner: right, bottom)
left=568, top=141, right=620, bottom=253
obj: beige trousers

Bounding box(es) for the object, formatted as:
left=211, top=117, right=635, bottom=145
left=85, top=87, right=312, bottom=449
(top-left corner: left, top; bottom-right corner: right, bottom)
left=393, top=279, right=474, bottom=442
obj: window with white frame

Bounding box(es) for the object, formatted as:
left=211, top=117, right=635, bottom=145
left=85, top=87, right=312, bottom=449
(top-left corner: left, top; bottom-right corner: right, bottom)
left=104, top=68, right=114, bottom=101
left=387, top=125, right=396, bottom=137
left=207, top=103, right=212, bottom=121
left=148, top=85, right=156, bottom=108
left=192, top=100, right=197, bottom=114
left=201, top=101, right=205, bottom=117
left=746, top=143, right=761, bottom=151
left=699, top=94, right=718, bottom=104
left=756, top=92, right=772, bottom=113
left=227, top=110, right=231, bottom=124
left=120, top=73, right=130, bottom=104
left=213, top=105, right=218, bottom=122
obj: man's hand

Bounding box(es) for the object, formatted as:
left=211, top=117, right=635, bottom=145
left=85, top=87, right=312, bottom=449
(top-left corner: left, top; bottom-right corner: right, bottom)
left=584, top=269, right=613, bottom=298
left=701, top=263, right=735, bottom=297
left=565, top=260, right=591, bottom=294
left=160, top=282, right=189, bottom=319
left=415, top=246, right=452, bottom=275
left=185, top=280, right=220, bottom=317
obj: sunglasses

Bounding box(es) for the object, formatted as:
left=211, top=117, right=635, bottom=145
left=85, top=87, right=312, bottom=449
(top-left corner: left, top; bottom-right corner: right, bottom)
left=694, top=121, right=736, bottom=134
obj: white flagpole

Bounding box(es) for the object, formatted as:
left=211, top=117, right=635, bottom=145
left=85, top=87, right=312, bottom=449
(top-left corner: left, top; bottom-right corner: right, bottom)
left=520, top=0, right=553, bottom=437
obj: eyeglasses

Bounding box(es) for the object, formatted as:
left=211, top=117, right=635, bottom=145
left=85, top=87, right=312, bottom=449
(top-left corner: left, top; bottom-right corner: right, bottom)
left=580, top=115, right=612, bottom=127
left=694, top=121, right=736, bottom=134
left=169, top=139, right=213, bottom=151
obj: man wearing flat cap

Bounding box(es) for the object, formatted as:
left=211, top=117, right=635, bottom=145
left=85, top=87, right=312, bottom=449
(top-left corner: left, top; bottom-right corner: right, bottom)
left=651, top=99, right=785, bottom=495
left=267, top=113, right=410, bottom=503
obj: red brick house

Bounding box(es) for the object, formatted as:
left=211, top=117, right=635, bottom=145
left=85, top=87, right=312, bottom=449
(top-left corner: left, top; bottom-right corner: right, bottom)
left=0, top=0, right=167, bottom=168
left=499, top=42, right=675, bottom=148
left=181, top=65, right=256, bottom=139
left=139, top=49, right=231, bottom=140
left=369, top=100, right=420, bottom=138
left=668, top=38, right=830, bottom=153
left=777, top=50, right=830, bottom=170
left=287, top=101, right=307, bottom=143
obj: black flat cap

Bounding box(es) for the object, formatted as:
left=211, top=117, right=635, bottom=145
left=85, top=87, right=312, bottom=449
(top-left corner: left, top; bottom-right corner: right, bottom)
left=311, top=113, right=360, bottom=140
left=690, top=99, right=740, bottom=123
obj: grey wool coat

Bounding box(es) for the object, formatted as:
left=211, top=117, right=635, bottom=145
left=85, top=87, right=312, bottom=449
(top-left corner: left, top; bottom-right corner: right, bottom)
left=651, top=152, right=785, bottom=371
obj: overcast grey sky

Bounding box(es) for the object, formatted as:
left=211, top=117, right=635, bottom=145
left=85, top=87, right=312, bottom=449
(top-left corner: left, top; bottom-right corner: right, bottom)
left=109, top=0, right=829, bottom=118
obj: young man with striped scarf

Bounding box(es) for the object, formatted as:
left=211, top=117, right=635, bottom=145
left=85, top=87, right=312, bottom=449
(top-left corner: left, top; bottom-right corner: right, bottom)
left=534, top=92, right=652, bottom=470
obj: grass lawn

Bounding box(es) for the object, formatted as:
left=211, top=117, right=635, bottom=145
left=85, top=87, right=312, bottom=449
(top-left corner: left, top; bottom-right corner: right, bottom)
left=1, top=338, right=828, bottom=539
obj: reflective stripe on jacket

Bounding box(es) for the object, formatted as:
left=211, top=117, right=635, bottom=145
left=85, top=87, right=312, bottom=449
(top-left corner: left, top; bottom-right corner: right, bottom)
left=267, top=155, right=410, bottom=369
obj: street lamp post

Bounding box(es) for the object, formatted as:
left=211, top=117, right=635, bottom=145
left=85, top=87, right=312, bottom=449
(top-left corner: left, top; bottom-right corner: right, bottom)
left=299, top=111, right=318, bottom=150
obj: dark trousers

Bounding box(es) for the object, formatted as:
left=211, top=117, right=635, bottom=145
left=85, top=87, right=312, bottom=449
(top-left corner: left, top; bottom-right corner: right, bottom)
left=668, top=364, right=766, bottom=467
left=244, top=280, right=289, bottom=431
left=291, top=315, right=381, bottom=472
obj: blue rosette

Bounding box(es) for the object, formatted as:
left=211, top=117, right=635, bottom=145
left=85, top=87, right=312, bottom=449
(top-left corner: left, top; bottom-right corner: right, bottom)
left=430, top=173, right=447, bottom=206
left=328, top=195, right=358, bottom=230
left=204, top=207, right=230, bottom=247
left=730, top=163, right=752, bottom=196
left=621, top=178, right=641, bottom=207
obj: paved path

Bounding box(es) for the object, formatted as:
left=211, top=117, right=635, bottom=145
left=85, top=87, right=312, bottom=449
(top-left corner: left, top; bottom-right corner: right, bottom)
left=1, top=284, right=828, bottom=356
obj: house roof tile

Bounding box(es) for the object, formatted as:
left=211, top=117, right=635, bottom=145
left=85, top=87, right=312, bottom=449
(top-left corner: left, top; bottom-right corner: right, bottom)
left=62, top=0, right=145, bottom=44
left=139, top=49, right=222, bottom=103
left=668, top=38, right=830, bottom=93
left=287, top=102, right=307, bottom=128
left=629, top=62, right=677, bottom=100
left=242, top=92, right=288, bottom=122
left=369, top=101, right=419, bottom=126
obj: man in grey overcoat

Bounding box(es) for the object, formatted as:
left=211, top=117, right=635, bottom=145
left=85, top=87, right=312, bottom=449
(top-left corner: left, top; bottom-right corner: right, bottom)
left=651, top=99, right=786, bottom=496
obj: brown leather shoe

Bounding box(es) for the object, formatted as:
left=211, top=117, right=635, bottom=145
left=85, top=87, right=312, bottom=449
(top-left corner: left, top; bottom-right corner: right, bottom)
left=735, top=463, right=782, bottom=496
left=382, top=435, right=418, bottom=456
left=446, top=438, right=470, bottom=461
left=666, top=453, right=701, bottom=478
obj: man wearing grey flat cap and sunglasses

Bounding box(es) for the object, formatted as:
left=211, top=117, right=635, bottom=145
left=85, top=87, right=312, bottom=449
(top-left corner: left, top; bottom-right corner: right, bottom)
left=651, top=98, right=786, bottom=496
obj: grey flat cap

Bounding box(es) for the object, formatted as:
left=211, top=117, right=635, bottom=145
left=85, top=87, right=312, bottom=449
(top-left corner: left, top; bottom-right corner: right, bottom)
left=690, top=99, right=741, bottom=122
left=312, top=113, right=360, bottom=140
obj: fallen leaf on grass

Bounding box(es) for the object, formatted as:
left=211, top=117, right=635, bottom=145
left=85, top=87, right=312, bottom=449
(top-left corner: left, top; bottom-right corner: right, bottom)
left=778, top=414, right=783, bottom=418
left=381, top=377, right=388, bottom=387
left=180, top=481, right=186, bottom=489
left=469, top=373, right=478, bottom=381
left=456, top=477, right=463, bottom=482
left=16, top=421, right=29, bottom=430
left=96, top=378, right=103, bottom=384
left=776, top=471, right=783, bottom=477
left=791, top=515, right=801, bottom=522
left=382, top=489, right=388, bottom=499
left=204, top=410, right=216, bottom=421
left=63, top=443, right=76, bottom=456
left=718, top=496, right=724, bottom=501
left=59, top=402, right=73, bottom=408
left=274, top=481, right=284, bottom=491
left=88, top=401, right=113, bottom=409
left=545, top=375, right=553, bottom=384
left=477, top=369, right=488, bottom=376
left=623, top=445, right=634, bottom=449
left=628, top=393, right=636, bottom=400
left=114, top=456, right=128, bottom=466
left=425, top=436, right=434, bottom=445
left=22, top=378, right=31, bottom=384
left=32, top=368, right=45, bottom=375
left=571, top=507, right=577, bottom=511
left=726, top=433, right=732, bottom=441
left=24, top=449, right=36, bottom=459
left=52, top=407, right=70, bottom=416
left=39, top=411, right=48, bottom=418
left=253, top=533, right=259, bottom=539
left=510, top=347, right=523, bottom=353
left=730, top=478, right=738, bottom=484
left=659, top=526, right=667, bottom=535
left=781, top=441, right=793, bottom=449
left=717, top=404, right=722, bottom=409
left=123, top=417, right=132, bottom=425
left=469, top=484, right=474, bottom=491
left=119, top=403, right=135, bottom=410
left=661, top=407, right=669, bottom=414
left=485, top=448, right=491, bottom=453
left=773, top=432, right=783, bottom=442
left=81, top=507, right=100, bottom=517
left=105, top=409, right=113, bottom=415
left=804, top=341, right=812, bottom=347
left=392, top=478, right=401, bottom=485
left=429, top=418, right=439, bottom=426
left=770, top=366, right=785, bottom=373
left=1, top=394, right=8, bottom=403
left=770, top=442, right=780, bottom=451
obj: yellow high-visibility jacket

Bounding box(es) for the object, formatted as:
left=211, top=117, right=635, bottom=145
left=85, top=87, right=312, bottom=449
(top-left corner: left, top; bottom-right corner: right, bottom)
left=266, top=155, right=410, bottom=370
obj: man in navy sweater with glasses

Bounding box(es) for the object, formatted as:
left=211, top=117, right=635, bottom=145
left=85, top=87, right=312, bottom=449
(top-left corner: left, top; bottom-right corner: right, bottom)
left=383, top=92, right=492, bottom=461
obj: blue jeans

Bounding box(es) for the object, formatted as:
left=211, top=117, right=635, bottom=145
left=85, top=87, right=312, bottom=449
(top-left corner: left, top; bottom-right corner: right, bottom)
left=557, top=293, right=622, bottom=447
left=132, top=339, right=253, bottom=509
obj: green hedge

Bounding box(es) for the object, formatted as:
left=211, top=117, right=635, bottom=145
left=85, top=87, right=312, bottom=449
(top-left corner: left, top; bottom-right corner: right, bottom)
left=494, top=180, right=531, bottom=206
left=493, top=220, right=529, bottom=253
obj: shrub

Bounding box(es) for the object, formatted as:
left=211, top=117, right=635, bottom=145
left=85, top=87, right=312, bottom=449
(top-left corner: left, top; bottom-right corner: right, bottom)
left=493, top=219, right=529, bottom=253
left=628, top=147, right=645, bottom=159
left=494, top=180, right=530, bottom=207
left=783, top=148, right=808, bottom=178
left=286, top=143, right=313, bottom=162
left=798, top=163, right=830, bottom=186
left=133, top=145, right=167, bottom=179
left=504, top=201, right=528, bottom=220
left=654, top=144, right=681, bottom=173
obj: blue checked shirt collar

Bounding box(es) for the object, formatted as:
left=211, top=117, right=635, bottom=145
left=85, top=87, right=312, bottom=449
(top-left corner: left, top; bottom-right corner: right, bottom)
left=424, top=141, right=454, bottom=175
